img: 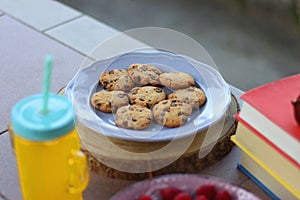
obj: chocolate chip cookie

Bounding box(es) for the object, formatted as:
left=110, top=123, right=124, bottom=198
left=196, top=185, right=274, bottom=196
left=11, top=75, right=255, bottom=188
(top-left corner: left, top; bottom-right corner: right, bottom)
left=159, top=72, right=195, bottom=89
left=168, top=86, right=206, bottom=109
left=91, top=90, right=128, bottom=113
left=128, top=86, right=166, bottom=108
left=114, top=105, right=152, bottom=130
left=128, top=63, right=162, bottom=86
left=152, top=99, right=193, bottom=127
left=100, top=69, right=134, bottom=91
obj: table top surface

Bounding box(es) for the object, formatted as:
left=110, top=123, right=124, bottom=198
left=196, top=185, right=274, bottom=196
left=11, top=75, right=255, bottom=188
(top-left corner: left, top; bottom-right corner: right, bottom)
left=0, top=2, right=271, bottom=199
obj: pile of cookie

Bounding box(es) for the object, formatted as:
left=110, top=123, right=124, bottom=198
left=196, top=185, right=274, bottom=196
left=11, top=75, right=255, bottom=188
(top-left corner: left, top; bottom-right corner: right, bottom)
left=91, top=64, right=206, bottom=130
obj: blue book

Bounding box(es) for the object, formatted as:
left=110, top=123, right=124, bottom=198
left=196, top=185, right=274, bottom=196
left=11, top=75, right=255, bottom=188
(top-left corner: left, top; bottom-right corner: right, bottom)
left=237, top=163, right=280, bottom=200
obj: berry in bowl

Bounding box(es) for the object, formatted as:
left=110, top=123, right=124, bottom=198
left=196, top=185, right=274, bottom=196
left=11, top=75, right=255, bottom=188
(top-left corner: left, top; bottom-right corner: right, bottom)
left=110, top=174, right=261, bottom=200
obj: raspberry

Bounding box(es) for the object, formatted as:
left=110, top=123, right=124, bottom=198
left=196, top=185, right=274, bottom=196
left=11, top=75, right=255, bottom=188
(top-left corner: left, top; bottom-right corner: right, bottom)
left=194, top=195, right=208, bottom=200
left=214, top=190, right=232, bottom=200
left=138, top=194, right=152, bottom=200
left=160, top=187, right=182, bottom=200
left=195, top=185, right=216, bottom=199
left=173, top=192, right=192, bottom=200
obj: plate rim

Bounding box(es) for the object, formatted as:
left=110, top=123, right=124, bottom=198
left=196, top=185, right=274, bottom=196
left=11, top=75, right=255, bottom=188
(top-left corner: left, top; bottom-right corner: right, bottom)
left=67, top=51, right=232, bottom=142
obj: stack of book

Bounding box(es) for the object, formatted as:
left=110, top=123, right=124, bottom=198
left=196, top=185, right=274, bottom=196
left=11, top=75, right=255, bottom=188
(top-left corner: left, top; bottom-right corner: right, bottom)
left=231, top=74, right=300, bottom=200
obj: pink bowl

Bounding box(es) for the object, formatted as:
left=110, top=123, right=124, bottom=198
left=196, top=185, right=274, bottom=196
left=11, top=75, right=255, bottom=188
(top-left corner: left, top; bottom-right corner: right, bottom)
left=110, top=174, right=261, bottom=200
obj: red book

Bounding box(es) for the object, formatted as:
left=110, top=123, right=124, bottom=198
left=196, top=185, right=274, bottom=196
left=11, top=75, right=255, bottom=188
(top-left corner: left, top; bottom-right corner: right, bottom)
left=239, top=74, right=300, bottom=166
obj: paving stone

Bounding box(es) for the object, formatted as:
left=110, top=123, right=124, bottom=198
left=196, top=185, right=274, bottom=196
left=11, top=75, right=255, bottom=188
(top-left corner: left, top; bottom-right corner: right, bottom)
left=46, top=15, right=119, bottom=56
left=240, top=179, right=274, bottom=200
left=200, top=146, right=249, bottom=185
left=0, top=133, right=22, bottom=200
left=0, top=0, right=81, bottom=31
left=0, top=15, right=84, bottom=132
left=83, top=172, right=135, bottom=200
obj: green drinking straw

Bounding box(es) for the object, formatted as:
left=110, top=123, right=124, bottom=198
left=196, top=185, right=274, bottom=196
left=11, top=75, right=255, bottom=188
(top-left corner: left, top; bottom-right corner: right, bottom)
left=41, top=55, right=53, bottom=114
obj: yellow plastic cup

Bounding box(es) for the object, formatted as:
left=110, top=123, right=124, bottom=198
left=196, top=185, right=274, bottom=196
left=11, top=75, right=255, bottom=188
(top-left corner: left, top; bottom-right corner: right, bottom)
left=11, top=94, right=89, bottom=200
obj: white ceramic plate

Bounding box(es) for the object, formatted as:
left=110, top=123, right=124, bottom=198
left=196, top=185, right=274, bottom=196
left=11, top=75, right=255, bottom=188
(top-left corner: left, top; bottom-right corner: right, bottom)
left=66, top=51, right=231, bottom=142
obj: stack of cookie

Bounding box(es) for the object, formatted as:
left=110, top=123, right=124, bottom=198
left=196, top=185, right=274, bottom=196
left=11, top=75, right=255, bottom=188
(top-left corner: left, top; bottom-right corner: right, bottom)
left=91, top=63, right=206, bottom=130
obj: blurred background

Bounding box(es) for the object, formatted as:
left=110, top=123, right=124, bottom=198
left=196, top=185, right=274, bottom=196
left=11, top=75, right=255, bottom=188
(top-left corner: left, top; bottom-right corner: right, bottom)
left=58, top=0, right=300, bottom=91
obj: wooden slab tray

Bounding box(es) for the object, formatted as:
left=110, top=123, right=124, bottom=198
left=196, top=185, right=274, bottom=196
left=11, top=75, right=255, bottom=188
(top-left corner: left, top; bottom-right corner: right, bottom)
left=59, top=87, right=240, bottom=181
